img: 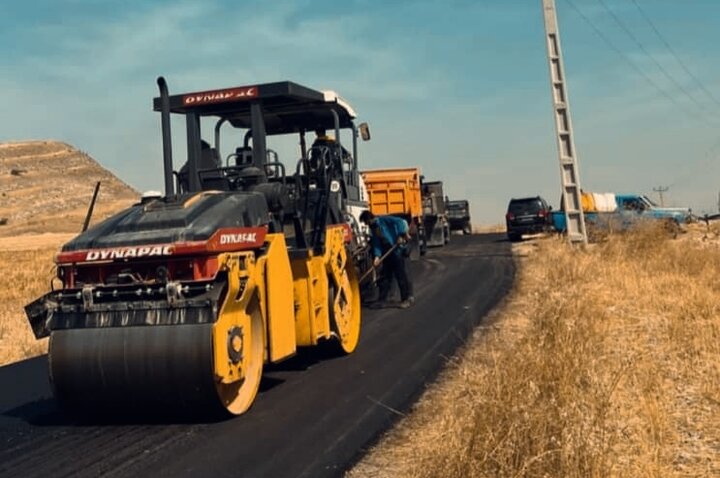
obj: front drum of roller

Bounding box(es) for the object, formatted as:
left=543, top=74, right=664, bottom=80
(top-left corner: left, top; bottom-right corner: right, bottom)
left=49, top=324, right=225, bottom=416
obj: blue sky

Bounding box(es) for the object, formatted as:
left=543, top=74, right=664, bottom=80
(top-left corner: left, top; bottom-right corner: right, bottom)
left=2, top=0, right=720, bottom=222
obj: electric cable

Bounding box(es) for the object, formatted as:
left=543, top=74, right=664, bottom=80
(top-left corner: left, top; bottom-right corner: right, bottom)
left=630, top=0, right=720, bottom=110
left=562, top=0, right=715, bottom=126
left=597, top=0, right=718, bottom=122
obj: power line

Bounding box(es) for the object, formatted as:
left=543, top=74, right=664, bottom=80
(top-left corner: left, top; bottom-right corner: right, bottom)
left=629, top=0, right=720, bottom=110
left=667, top=136, right=720, bottom=189
left=652, top=185, right=669, bottom=206
left=562, top=0, right=720, bottom=191
left=596, top=0, right=719, bottom=124
left=561, top=0, right=712, bottom=126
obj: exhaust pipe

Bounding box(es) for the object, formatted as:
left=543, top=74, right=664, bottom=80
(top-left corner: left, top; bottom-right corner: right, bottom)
left=157, top=76, right=174, bottom=196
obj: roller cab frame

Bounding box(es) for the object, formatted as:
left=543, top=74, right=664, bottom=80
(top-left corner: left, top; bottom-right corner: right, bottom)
left=25, top=77, right=368, bottom=416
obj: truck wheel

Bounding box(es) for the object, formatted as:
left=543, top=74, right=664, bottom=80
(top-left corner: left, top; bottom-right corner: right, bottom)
left=408, top=236, right=421, bottom=261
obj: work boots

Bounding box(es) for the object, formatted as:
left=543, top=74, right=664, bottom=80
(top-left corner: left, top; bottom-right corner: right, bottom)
left=398, top=296, right=415, bottom=309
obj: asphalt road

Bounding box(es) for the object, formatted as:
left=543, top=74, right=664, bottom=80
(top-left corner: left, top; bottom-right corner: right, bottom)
left=0, top=233, right=514, bottom=478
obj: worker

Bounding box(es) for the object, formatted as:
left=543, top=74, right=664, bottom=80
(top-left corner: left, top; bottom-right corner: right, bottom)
left=312, top=128, right=351, bottom=160
left=360, top=210, right=415, bottom=309
left=177, top=140, right=221, bottom=192
left=313, top=128, right=333, bottom=146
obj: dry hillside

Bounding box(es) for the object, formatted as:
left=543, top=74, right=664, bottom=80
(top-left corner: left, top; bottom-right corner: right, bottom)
left=0, top=140, right=138, bottom=238
left=0, top=140, right=138, bottom=364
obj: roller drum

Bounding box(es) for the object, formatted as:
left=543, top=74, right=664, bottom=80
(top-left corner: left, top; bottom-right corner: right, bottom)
left=49, top=323, right=223, bottom=414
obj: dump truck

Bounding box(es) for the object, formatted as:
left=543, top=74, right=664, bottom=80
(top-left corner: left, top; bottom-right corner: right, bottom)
left=24, top=78, right=369, bottom=416
left=421, top=180, right=450, bottom=247
left=447, top=199, right=472, bottom=234
left=361, top=167, right=426, bottom=259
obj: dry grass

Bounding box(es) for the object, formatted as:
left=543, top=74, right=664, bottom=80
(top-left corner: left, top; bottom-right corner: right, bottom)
left=349, top=223, right=720, bottom=478
left=472, top=223, right=507, bottom=234
left=0, top=140, right=137, bottom=365
left=0, top=248, right=56, bottom=364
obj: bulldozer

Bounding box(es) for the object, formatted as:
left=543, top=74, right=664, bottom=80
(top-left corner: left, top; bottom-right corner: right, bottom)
left=24, top=77, right=371, bottom=416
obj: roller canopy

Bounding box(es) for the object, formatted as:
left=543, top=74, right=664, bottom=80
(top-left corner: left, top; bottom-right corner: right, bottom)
left=152, top=81, right=357, bottom=135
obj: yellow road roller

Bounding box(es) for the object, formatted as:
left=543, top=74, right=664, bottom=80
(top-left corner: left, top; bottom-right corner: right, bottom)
left=25, top=77, right=370, bottom=416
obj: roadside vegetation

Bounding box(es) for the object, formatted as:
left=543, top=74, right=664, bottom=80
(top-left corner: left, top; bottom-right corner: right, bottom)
left=350, top=223, right=720, bottom=477
left=0, top=248, right=55, bottom=365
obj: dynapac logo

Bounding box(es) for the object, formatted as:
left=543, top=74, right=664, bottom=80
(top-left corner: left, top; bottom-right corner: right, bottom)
left=182, top=87, right=258, bottom=106
left=219, top=232, right=257, bottom=245
left=85, top=245, right=173, bottom=261
left=55, top=227, right=269, bottom=264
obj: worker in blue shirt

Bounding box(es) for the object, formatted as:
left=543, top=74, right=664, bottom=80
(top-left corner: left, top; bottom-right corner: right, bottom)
left=360, top=210, right=415, bottom=309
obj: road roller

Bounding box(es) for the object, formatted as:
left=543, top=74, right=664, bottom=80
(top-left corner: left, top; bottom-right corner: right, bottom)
left=24, top=77, right=370, bottom=416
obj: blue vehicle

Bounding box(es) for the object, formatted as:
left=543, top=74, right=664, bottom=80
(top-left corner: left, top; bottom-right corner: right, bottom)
left=551, top=193, right=692, bottom=233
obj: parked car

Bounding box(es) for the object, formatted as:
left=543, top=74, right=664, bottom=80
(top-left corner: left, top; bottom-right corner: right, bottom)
left=505, top=196, right=552, bottom=242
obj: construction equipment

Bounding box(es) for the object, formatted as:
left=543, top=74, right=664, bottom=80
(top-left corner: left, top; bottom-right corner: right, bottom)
left=81, top=182, right=101, bottom=232
left=24, top=78, right=369, bottom=416
left=361, top=167, right=426, bottom=259
left=421, top=180, right=450, bottom=247
left=447, top=199, right=472, bottom=235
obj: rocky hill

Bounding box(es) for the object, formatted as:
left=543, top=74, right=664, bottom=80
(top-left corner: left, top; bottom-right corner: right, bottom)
left=0, top=141, right=139, bottom=237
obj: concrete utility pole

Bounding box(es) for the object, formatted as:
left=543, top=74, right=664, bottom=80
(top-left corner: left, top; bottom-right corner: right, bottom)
left=541, top=0, right=588, bottom=244
left=653, top=185, right=669, bottom=206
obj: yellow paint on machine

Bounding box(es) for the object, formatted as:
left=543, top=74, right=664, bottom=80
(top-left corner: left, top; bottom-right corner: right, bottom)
left=212, top=251, right=260, bottom=385
left=291, top=255, right=331, bottom=346
left=207, top=225, right=361, bottom=415
left=257, top=234, right=296, bottom=362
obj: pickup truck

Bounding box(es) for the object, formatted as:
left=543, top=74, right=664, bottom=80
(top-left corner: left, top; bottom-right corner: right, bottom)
left=551, top=193, right=692, bottom=233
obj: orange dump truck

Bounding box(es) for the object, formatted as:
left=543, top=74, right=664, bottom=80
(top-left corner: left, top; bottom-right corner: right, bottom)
left=360, top=167, right=427, bottom=259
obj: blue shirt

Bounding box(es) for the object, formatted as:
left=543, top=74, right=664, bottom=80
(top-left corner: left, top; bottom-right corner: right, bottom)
left=369, top=215, right=409, bottom=258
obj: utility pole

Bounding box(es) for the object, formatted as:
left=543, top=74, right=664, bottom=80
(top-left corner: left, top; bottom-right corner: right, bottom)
left=541, top=0, right=588, bottom=244
left=653, top=185, right=669, bottom=206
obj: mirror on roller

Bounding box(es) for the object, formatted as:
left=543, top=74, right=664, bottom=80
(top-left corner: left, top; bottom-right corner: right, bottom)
left=358, top=122, right=371, bottom=141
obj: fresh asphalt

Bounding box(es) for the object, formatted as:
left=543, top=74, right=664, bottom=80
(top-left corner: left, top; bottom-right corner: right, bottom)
left=0, top=233, right=514, bottom=478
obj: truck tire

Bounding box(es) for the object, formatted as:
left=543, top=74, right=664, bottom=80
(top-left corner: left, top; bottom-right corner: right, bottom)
left=408, top=235, right=421, bottom=261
